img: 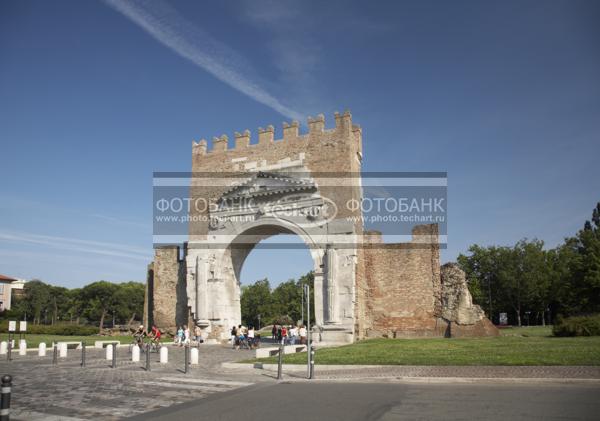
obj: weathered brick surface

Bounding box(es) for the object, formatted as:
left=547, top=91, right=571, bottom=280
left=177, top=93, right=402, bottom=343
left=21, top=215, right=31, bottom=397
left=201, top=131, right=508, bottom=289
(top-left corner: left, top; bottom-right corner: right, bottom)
left=355, top=226, right=442, bottom=338
left=150, top=246, right=186, bottom=333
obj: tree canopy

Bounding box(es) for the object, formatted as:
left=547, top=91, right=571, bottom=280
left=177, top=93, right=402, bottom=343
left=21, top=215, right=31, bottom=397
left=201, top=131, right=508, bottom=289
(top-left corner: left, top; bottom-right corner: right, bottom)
left=458, top=202, right=600, bottom=325
left=240, top=271, right=315, bottom=328
left=4, top=279, right=145, bottom=333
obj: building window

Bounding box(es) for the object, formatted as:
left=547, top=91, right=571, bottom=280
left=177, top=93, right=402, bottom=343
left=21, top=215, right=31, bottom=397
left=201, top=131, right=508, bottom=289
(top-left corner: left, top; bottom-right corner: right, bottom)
left=0, top=285, right=4, bottom=294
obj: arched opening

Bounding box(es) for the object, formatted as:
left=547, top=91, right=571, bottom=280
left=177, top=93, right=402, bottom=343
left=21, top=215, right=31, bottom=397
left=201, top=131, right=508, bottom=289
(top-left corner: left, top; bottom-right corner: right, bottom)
left=187, top=216, right=356, bottom=344
left=239, top=233, right=316, bottom=334
left=227, top=222, right=321, bottom=337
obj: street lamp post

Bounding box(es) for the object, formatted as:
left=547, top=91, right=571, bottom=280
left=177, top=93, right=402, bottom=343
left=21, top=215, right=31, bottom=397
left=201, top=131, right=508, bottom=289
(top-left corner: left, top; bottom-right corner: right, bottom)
left=301, top=286, right=304, bottom=325
left=304, top=284, right=311, bottom=379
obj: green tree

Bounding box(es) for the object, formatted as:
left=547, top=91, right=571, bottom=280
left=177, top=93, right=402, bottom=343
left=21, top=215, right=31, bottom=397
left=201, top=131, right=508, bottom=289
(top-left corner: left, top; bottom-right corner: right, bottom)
left=240, top=271, right=316, bottom=328
left=65, top=288, right=84, bottom=324
left=113, top=282, right=145, bottom=326
left=240, top=278, right=272, bottom=328
left=575, top=203, right=600, bottom=312
left=24, top=280, right=52, bottom=324
left=459, top=240, right=553, bottom=326
left=49, top=286, right=70, bottom=325
left=458, top=245, right=504, bottom=320
left=81, top=281, right=118, bottom=333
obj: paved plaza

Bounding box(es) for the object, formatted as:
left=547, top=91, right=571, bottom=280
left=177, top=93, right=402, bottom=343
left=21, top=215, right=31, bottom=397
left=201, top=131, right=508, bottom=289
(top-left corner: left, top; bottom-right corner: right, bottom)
left=0, top=343, right=599, bottom=420
left=0, top=344, right=263, bottom=420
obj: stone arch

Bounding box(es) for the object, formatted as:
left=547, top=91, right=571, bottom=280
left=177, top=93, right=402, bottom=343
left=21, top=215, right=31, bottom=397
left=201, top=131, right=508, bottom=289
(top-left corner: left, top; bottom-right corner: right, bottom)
left=225, top=218, right=324, bottom=283
left=184, top=184, right=356, bottom=343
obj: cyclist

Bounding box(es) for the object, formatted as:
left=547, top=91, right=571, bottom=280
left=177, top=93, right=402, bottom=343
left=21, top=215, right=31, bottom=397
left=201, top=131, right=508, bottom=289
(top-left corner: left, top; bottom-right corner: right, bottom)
left=133, top=325, right=147, bottom=348
left=149, top=324, right=162, bottom=349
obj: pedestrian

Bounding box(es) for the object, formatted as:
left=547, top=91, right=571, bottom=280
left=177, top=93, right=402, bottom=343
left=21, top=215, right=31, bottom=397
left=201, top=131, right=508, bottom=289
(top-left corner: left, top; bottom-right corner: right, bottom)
left=299, top=325, right=307, bottom=344
left=230, top=325, right=237, bottom=349
left=236, top=324, right=245, bottom=350
left=277, top=326, right=282, bottom=342
left=176, top=325, right=184, bottom=346
left=247, top=326, right=255, bottom=348
left=281, top=325, right=288, bottom=345
left=289, top=325, right=298, bottom=345
left=194, top=325, right=202, bottom=344
left=183, top=324, right=190, bottom=345
left=271, top=324, right=277, bottom=339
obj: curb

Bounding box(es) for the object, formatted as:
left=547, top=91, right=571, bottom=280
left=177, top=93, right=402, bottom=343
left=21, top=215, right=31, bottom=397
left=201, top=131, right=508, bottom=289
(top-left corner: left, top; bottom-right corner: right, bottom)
left=221, top=362, right=600, bottom=383
left=282, top=376, right=600, bottom=385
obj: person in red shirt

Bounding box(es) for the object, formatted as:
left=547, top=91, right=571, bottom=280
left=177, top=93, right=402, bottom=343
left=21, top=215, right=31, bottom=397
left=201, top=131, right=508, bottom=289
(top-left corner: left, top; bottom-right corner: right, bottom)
left=281, top=326, right=287, bottom=345
left=149, top=324, right=162, bottom=347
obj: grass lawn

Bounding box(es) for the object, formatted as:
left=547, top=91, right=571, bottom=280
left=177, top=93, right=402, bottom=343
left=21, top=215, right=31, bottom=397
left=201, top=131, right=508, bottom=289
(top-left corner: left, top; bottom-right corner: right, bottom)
left=247, top=326, right=600, bottom=366
left=0, top=334, right=136, bottom=348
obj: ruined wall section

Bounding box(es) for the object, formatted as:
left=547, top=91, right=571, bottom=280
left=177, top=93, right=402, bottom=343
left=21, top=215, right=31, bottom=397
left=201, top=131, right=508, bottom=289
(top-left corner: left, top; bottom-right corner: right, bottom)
left=357, top=224, right=443, bottom=338
left=438, top=263, right=499, bottom=337
left=150, top=246, right=186, bottom=333
left=143, top=262, right=154, bottom=329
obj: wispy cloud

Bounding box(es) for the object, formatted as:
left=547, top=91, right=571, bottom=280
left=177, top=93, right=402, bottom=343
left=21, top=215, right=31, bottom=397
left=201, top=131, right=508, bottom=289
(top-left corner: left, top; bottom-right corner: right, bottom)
left=1, top=195, right=149, bottom=231
left=240, top=0, right=323, bottom=111
left=103, top=0, right=304, bottom=121
left=90, top=213, right=149, bottom=229
left=0, top=231, right=151, bottom=262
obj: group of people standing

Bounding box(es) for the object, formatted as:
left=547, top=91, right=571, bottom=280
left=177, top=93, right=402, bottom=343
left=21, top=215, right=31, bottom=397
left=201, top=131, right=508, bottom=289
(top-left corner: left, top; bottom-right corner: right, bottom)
left=272, top=324, right=308, bottom=345
left=231, top=325, right=259, bottom=349
left=174, top=324, right=205, bottom=346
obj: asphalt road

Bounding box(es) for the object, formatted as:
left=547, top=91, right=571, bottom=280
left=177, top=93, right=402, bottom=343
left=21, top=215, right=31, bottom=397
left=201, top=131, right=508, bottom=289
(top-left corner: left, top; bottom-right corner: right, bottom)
left=129, top=381, right=600, bottom=421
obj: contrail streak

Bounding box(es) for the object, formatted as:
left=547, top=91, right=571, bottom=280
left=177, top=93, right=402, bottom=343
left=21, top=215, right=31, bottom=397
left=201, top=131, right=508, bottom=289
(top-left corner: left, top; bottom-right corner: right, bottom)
left=104, top=0, right=304, bottom=121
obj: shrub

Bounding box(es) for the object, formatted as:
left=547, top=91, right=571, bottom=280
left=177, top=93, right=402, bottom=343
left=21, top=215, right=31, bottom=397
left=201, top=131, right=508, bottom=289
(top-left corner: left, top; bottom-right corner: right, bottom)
left=0, top=321, right=98, bottom=336
left=553, top=314, right=600, bottom=337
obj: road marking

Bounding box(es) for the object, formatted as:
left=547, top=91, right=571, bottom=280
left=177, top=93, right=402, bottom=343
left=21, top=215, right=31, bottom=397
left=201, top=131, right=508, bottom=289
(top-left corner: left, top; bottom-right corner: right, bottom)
left=139, top=380, right=238, bottom=392
left=158, top=376, right=252, bottom=387
left=11, top=410, right=87, bottom=421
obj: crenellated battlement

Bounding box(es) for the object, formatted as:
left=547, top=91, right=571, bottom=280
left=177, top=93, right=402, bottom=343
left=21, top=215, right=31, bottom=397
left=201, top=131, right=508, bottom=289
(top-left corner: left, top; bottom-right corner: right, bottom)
left=192, top=110, right=359, bottom=155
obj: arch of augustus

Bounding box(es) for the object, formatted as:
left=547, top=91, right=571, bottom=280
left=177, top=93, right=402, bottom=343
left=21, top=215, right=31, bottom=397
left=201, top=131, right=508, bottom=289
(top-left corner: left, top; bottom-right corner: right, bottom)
left=145, top=111, right=498, bottom=343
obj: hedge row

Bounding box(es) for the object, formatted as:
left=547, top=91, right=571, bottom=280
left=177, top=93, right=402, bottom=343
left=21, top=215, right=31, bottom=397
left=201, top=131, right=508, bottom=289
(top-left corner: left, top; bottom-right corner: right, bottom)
left=0, top=321, right=98, bottom=336
left=552, top=314, right=600, bottom=337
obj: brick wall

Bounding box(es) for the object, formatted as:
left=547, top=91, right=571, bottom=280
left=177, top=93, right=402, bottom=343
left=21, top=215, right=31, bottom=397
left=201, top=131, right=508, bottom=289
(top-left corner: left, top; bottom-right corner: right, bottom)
left=150, top=246, right=186, bottom=333
left=356, top=224, right=443, bottom=338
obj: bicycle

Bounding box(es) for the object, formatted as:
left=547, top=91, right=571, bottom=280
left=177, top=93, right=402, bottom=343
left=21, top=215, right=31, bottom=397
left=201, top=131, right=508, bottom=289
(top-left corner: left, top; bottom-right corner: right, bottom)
left=238, top=336, right=252, bottom=350
left=148, top=338, right=162, bottom=353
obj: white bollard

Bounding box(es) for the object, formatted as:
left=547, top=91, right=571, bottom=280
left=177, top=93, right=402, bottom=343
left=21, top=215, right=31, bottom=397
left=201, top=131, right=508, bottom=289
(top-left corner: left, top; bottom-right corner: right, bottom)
left=59, top=343, right=67, bottom=358
left=190, top=347, right=199, bottom=365
left=0, top=341, right=7, bottom=355
left=160, top=346, right=168, bottom=363
left=19, top=340, right=27, bottom=356
left=132, top=345, right=140, bottom=362
left=106, top=344, right=113, bottom=360
left=38, top=342, right=47, bottom=357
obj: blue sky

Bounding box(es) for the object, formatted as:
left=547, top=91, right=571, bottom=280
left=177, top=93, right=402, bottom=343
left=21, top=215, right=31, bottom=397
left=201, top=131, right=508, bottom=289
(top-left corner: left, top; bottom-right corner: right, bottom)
left=0, top=0, right=599, bottom=288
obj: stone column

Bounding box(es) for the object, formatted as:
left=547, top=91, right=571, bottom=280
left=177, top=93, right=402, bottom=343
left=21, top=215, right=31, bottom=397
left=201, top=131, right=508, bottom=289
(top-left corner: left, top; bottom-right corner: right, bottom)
left=325, top=246, right=339, bottom=324
left=195, top=256, right=209, bottom=328
left=313, top=269, right=324, bottom=327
